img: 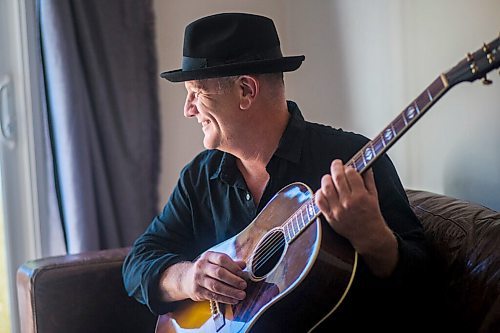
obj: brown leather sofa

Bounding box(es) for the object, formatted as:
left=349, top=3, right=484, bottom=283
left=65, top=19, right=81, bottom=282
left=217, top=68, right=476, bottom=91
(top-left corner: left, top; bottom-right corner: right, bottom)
left=16, top=189, right=500, bottom=333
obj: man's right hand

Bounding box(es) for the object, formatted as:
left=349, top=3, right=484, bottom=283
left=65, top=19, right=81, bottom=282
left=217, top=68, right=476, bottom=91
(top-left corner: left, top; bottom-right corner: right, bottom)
left=159, top=251, right=247, bottom=305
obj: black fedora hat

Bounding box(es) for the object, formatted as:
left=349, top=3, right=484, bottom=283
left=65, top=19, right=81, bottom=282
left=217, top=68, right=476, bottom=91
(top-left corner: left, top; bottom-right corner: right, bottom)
left=160, top=13, right=305, bottom=82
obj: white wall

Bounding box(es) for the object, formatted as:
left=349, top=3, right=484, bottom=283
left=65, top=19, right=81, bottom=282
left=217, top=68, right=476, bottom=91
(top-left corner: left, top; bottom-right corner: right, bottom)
left=154, top=0, right=500, bottom=210
left=398, top=0, right=500, bottom=210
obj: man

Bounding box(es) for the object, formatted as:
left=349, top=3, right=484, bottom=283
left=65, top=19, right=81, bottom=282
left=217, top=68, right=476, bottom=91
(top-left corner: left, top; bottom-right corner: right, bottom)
left=123, top=13, right=430, bottom=331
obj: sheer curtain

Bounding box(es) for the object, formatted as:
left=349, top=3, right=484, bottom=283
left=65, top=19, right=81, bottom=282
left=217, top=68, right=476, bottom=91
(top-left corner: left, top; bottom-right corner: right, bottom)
left=39, top=0, right=160, bottom=253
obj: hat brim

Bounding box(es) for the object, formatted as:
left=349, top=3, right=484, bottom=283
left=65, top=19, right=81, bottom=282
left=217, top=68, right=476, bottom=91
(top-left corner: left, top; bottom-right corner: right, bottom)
left=160, top=55, right=305, bottom=82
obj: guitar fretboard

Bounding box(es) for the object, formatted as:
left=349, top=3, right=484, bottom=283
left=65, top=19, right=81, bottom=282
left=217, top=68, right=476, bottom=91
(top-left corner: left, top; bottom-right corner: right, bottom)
left=283, top=75, right=449, bottom=244
left=283, top=199, right=321, bottom=243
left=347, top=75, right=449, bottom=173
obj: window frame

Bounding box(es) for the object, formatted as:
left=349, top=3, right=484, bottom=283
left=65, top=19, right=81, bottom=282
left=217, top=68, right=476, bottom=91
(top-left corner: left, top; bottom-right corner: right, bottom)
left=0, top=0, right=48, bottom=331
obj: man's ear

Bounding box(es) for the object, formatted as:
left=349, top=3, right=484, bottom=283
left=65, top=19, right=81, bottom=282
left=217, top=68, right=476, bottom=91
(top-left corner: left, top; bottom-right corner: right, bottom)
left=237, top=75, right=259, bottom=110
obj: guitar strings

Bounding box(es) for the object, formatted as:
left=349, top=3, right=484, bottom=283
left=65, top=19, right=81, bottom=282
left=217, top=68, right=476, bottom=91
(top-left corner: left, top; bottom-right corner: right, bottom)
left=252, top=196, right=317, bottom=262
left=250, top=216, right=299, bottom=271
left=251, top=198, right=311, bottom=261
left=251, top=196, right=320, bottom=273
left=252, top=238, right=286, bottom=273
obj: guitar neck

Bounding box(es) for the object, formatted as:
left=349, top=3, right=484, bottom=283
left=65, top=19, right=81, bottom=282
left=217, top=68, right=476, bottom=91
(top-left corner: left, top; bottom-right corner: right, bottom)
left=283, top=74, right=451, bottom=244
left=347, top=74, right=450, bottom=174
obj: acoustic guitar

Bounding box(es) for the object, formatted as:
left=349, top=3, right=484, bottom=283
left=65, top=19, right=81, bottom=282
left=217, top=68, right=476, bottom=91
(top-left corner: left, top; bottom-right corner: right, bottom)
left=155, top=35, right=500, bottom=333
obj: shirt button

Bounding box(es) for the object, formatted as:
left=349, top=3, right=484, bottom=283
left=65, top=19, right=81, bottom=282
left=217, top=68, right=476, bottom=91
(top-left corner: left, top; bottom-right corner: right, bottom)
left=246, top=192, right=251, bottom=201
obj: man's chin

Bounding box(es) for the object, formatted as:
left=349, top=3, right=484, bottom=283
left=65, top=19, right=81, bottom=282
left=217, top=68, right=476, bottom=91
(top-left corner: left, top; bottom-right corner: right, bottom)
left=202, top=138, right=217, bottom=150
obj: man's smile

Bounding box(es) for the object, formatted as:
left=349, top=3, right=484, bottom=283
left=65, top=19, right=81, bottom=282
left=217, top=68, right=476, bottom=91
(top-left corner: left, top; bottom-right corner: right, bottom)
left=200, top=120, right=211, bottom=129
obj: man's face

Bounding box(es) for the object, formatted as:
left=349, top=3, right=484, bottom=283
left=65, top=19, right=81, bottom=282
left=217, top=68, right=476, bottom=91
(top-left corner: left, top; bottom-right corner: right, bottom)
left=184, top=78, right=240, bottom=151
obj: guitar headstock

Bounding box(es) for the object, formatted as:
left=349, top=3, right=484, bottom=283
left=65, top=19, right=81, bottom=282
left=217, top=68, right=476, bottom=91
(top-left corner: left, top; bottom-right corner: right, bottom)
left=445, top=34, right=500, bottom=87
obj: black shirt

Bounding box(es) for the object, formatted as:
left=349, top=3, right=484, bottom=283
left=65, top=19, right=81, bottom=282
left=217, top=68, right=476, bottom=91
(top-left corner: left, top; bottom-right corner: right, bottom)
left=122, top=101, right=430, bottom=330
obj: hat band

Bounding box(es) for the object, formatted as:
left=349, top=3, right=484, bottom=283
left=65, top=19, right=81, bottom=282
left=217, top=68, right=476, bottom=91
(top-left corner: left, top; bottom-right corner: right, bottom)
left=181, top=46, right=283, bottom=71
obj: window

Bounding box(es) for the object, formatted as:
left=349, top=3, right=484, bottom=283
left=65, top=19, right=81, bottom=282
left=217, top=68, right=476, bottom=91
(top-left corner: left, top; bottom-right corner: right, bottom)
left=0, top=181, right=10, bottom=333
left=0, top=1, right=46, bottom=332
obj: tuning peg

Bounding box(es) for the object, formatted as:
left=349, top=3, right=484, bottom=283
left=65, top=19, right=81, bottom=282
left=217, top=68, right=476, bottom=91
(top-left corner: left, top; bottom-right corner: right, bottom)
left=483, top=43, right=489, bottom=53
left=482, top=75, right=493, bottom=85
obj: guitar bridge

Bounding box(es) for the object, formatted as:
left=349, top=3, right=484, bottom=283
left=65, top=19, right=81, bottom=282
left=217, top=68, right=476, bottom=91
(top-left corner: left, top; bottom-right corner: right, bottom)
left=209, top=300, right=226, bottom=331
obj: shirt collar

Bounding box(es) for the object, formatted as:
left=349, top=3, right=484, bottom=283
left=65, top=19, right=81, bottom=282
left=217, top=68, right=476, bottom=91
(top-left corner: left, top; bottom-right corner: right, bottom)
left=210, top=152, right=236, bottom=183
left=274, top=100, right=306, bottom=164
left=210, top=100, right=307, bottom=182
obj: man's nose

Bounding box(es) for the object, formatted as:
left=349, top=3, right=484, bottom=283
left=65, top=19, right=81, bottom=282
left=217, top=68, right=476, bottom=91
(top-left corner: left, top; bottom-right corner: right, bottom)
left=183, top=93, right=198, bottom=118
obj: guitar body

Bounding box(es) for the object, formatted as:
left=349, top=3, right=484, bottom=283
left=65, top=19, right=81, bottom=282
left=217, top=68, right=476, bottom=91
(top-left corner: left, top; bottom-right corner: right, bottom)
left=156, top=182, right=357, bottom=333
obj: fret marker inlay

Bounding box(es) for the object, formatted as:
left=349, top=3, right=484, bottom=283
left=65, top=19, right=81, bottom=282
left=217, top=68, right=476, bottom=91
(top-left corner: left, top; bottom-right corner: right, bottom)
left=307, top=204, right=314, bottom=218
left=406, top=106, right=417, bottom=120
left=384, top=128, right=393, bottom=142
left=364, top=147, right=374, bottom=161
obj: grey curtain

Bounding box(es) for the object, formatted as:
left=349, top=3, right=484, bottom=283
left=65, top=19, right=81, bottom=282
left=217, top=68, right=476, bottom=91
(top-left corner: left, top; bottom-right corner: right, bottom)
left=40, top=0, right=159, bottom=253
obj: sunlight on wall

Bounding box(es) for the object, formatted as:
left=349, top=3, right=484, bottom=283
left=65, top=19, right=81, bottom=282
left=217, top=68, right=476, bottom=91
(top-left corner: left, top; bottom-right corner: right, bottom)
left=0, top=183, right=11, bottom=333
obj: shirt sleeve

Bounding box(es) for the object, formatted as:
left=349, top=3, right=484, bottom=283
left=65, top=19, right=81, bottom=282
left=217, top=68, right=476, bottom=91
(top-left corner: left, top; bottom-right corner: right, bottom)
left=359, top=153, right=431, bottom=290
left=122, top=165, right=197, bottom=315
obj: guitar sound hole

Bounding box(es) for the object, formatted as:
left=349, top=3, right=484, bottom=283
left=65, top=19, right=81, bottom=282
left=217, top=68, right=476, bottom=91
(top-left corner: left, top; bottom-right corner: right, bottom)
left=251, top=230, right=286, bottom=279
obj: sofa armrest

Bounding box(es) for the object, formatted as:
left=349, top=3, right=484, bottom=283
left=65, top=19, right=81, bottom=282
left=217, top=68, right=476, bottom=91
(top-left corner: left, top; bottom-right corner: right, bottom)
left=406, top=189, right=500, bottom=333
left=17, top=247, right=156, bottom=333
